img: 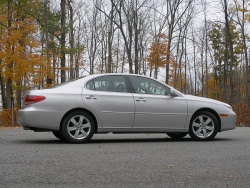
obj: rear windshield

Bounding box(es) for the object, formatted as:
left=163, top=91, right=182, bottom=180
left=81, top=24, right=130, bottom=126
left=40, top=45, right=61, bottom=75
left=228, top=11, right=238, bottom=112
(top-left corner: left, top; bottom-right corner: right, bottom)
left=52, top=77, right=86, bottom=88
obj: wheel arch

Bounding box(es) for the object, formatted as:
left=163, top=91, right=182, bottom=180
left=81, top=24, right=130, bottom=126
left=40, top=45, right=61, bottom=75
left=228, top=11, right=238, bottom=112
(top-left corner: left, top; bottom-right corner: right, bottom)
left=190, top=108, right=221, bottom=132
left=59, top=108, right=98, bottom=133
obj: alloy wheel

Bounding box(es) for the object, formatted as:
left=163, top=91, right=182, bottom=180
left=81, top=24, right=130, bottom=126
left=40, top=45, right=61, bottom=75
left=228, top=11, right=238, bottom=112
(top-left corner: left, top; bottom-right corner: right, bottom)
left=189, top=111, right=219, bottom=141
left=191, top=115, right=215, bottom=138
left=67, top=115, right=91, bottom=140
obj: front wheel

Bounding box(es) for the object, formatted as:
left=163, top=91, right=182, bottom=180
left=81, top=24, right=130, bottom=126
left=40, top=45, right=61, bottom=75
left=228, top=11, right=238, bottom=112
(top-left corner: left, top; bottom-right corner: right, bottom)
left=166, top=132, right=188, bottom=139
left=189, top=111, right=219, bottom=141
left=61, top=111, right=95, bottom=143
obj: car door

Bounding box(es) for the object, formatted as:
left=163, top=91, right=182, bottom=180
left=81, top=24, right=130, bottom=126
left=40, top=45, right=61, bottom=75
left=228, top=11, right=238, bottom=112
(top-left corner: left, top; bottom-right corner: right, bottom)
left=82, top=75, right=135, bottom=128
left=128, top=75, right=188, bottom=130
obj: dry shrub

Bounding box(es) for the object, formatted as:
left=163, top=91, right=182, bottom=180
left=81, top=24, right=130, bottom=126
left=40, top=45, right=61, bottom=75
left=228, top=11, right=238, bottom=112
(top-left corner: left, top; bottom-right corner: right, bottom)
left=0, top=109, right=19, bottom=127
left=232, top=103, right=250, bottom=127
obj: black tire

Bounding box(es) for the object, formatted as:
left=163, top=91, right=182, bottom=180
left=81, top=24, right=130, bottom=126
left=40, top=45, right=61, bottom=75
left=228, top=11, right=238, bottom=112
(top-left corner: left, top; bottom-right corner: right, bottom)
left=52, top=131, right=66, bottom=141
left=61, top=111, right=95, bottom=143
left=166, top=132, right=188, bottom=139
left=189, top=111, right=219, bottom=141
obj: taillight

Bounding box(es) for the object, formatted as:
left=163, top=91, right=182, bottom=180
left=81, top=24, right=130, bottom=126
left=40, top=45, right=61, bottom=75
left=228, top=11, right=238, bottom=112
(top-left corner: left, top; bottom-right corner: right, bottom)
left=24, top=95, right=46, bottom=105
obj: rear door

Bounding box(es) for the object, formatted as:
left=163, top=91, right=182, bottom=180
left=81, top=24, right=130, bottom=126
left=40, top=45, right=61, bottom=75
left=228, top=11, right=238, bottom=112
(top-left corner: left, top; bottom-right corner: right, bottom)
left=82, top=75, right=135, bottom=128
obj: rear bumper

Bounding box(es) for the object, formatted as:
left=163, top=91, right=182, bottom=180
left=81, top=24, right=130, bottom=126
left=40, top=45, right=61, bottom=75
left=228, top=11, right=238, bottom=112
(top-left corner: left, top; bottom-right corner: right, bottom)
left=16, top=109, right=60, bottom=131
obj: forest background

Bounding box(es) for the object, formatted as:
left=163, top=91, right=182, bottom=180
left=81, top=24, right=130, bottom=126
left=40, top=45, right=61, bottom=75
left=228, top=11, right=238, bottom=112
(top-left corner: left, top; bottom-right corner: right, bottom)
left=0, top=0, right=250, bottom=127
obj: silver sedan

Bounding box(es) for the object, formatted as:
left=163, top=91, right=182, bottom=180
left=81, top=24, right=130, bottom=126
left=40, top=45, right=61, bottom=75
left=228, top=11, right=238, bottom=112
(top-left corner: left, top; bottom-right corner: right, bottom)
left=17, top=74, right=236, bottom=143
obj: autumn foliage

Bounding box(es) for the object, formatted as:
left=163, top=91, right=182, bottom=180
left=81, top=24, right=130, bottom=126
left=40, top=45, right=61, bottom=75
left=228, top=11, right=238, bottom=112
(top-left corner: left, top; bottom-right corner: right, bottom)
left=1, top=1, right=250, bottom=127
left=204, top=74, right=250, bottom=127
left=148, top=34, right=169, bottom=67
left=0, top=14, right=46, bottom=85
left=0, top=109, right=18, bottom=127
left=232, top=103, right=250, bottom=127
left=0, top=1, right=48, bottom=126
left=147, top=33, right=169, bottom=79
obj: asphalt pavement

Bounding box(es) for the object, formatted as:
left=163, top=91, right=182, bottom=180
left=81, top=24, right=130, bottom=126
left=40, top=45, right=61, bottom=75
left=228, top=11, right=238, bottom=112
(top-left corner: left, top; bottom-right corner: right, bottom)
left=0, top=127, right=249, bottom=188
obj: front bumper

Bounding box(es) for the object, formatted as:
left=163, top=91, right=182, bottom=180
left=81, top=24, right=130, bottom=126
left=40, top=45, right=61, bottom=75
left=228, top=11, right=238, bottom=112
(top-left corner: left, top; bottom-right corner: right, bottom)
left=220, top=111, right=237, bottom=131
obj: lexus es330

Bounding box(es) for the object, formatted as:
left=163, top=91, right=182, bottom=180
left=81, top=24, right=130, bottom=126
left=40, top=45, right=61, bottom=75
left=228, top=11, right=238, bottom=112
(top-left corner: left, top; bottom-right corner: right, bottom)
left=17, top=74, right=236, bottom=143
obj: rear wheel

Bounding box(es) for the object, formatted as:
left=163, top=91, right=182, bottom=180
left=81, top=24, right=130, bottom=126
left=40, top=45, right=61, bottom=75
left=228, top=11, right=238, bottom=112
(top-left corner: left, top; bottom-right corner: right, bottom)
left=189, top=111, right=219, bottom=141
left=166, top=132, right=188, bottom=139
left=61, top=111, right=95, bottom=143
left=52, top=131, right=66, bottom=141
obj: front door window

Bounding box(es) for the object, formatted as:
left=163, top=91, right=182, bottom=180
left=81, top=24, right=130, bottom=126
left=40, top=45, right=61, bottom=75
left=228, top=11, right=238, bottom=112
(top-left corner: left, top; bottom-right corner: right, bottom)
left=129, top=76, right=170, bottom=95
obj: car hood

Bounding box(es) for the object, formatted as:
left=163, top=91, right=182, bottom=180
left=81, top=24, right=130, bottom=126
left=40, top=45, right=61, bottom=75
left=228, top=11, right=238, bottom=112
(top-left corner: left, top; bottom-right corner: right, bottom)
left=183, top=95, right=227, bottom=106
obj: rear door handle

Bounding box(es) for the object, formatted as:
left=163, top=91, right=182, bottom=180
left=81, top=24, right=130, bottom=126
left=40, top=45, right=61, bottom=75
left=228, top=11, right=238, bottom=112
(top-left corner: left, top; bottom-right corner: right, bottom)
left=136, top=98, right=146, bottom=102
left=86, top=95, right=97, bottom=99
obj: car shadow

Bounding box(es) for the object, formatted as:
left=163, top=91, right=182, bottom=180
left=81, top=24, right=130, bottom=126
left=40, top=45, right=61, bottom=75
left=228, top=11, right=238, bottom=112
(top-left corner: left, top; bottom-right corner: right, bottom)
left=13, top=136, right=233, bottom=145
left=89, top=137, right=232, bottom=143
left=90, top=137, right=191, bottom=143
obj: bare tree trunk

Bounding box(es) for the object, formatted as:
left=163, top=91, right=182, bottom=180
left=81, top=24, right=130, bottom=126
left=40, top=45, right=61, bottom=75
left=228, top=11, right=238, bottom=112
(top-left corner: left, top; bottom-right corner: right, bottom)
left=246, top=45, right=250, bottom=108
left=192, top=29, right=197, bottom=95
left=178, top=40, right=184, bottom=92
left=165, top=26, right=172, bottom=84
left=133, top=0, right=139, bottom=74
left=49, top=34, right=57, bottom=82
left=184, top=32, right=187, bottom=94
left=205, top=32, right=208, bottom=98
left=60, top=0, right=66, bottom=83
left=200, top=0, right=209, bottom=97
left=107, top=3, right=114, bottom=73
left=223, top=38, right=228, bottom=101
left=16, top=81, right=22, bottom=108
left=87, top=3, right=99, bottom=75
left=0, top=72, right=7, bottom=108
left=154, top=60, right=158, bottom=79
left=75, top=16, right=81, bottom=78
left=6, top=0, right=14, bottom=109
left=121, top=45, right=126, bottom=73
left=165, top=0, right=193, bottom=84
left=116, top=32, right=120, bottom=73
left=174, top=23, right=182, bottom=89
left=68, top=0, right=74, bottom=79
left=0, top=24, right=7, bottom=108
left=223, top=0, right=235, bottom=103
left=44, top=0, right=53, bottom=85
left=200, top=29, right=205, bottom=97
left=242, top=11, right=250, bottom=108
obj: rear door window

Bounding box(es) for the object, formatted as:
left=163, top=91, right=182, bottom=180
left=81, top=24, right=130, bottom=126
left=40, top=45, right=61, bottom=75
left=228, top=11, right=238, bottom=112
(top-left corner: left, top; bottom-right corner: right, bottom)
left=86, top=75, right=128, bottom=93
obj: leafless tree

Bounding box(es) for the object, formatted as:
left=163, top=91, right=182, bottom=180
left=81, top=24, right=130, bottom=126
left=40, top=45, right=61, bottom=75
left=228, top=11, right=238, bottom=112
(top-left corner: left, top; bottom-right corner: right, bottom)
left=164, top=0, right=193, bottom=84
left=233, top=0, right=250, bottom=107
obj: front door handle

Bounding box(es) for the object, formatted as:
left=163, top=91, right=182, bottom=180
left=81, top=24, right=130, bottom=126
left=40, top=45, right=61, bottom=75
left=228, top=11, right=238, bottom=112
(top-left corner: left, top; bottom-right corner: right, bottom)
left=136, top=98, right=146, bottom=102
left=86, top=95, right=97, bottom=99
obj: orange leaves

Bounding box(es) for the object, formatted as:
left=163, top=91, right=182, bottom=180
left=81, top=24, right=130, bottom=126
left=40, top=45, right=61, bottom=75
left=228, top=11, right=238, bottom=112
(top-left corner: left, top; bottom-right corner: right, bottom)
left=0, top=6, right=47, bottom=90
left=0, top=15, right=43, bottom=82
left=0, top=109, right=19, bottom=127
left=147, top=33, right=178, bottom=80
left=147, top=33, right=169, bottom=68
left=207, top=76, right=217, bottom=99
left=232, top=103, right=250, bottom=127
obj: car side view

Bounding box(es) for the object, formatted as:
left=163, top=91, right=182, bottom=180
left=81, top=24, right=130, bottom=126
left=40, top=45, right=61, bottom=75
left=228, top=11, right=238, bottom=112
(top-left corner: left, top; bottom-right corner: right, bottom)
left=17, top=74, right=236, bottom=143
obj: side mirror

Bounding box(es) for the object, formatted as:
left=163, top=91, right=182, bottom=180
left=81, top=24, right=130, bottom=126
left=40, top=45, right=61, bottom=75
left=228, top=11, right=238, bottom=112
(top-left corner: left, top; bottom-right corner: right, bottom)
left=170, top=89, right=179, bottom=97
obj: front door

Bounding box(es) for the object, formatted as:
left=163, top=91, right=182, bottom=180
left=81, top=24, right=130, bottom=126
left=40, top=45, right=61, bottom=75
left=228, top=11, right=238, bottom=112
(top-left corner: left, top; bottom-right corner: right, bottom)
left=128, top=75, right=188, bottom=130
